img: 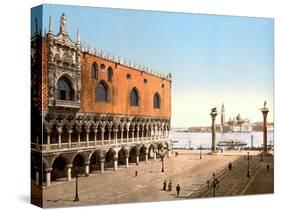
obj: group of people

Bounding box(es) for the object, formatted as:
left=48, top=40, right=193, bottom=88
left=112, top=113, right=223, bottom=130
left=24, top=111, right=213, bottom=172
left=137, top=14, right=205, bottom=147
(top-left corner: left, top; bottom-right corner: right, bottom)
left=163, top=180, right=181, bottom=196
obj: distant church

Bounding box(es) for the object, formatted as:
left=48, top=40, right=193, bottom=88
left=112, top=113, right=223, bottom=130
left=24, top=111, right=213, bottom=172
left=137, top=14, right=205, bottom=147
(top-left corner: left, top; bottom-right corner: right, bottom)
left=219, top=103, right=252, bottom=133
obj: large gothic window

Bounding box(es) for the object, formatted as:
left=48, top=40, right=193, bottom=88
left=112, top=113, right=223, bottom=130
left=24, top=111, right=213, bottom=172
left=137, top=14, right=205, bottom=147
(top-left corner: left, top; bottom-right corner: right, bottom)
left=153, top=93, right=161, bottom=109
left=107, top=66, right=113, bottom=82
left=92, top=62, right=98, bottom=80
left=57, top=76, right=74, bottom=101
left=96, top=81, right=109, bottom=102
left=130, top=88, right=139, bottom=106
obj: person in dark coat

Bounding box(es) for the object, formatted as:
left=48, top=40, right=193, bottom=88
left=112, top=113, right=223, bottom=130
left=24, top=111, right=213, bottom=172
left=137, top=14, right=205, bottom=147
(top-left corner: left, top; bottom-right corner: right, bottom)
left=176, top=184, right=181, bottom=196
left=163, top=180, right=167, bottom=190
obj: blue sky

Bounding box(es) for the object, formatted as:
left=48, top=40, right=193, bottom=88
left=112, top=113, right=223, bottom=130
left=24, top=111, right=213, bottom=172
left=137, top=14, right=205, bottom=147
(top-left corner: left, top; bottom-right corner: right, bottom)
left=31, top=4, right=274, bottom=127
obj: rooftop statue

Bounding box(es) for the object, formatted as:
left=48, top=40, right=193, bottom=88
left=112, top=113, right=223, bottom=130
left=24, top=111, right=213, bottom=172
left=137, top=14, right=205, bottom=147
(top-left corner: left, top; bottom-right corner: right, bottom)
left=264, top=100, right=267, bottom=108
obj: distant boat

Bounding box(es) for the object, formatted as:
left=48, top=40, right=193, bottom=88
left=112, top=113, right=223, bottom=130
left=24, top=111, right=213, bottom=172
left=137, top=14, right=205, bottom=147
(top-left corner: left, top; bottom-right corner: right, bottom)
left=217, top=139, right=247, bottom=147
left=171, top=140, right=179, bottom=143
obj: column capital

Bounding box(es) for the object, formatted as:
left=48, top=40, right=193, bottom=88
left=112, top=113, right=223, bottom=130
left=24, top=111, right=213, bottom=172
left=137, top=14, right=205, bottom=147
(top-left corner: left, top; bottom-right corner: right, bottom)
left=66, top=164, right=72, bottom=168
left=45, top=167, right=53, bottom=173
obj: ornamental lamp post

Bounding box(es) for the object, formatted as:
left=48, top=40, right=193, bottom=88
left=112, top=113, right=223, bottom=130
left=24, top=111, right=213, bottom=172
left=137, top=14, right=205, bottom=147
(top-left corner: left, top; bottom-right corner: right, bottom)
left=199, top=144, right=203, bottom=159
left=73, top=166, right=81, bottom=202
left=244, top=152, right=252, bottom=177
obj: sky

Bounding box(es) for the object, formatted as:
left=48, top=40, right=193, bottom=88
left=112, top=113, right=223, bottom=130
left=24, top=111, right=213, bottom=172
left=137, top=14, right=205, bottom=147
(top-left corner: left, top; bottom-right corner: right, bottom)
left=31, top=4, right=274, bottom=128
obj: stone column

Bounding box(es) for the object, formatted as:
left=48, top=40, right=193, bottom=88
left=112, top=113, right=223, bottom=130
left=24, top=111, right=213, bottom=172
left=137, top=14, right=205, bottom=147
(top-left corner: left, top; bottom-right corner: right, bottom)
left=120, top=128, right=124, bottom=143
left=136, top=154, right=139, bottom=165
left=101, top=127, right=105, bottom=144
left=108, top=129, right=112, bottom=140
left=145, top=152, right=148, bottom=163
left=132, top=129, right=135, bottom=142
left=57, top=127, right=62, bottom=149
left=68, top=129, right=72, bottom=148
left=46, top=129, right=51, bottom=151
left=77, top=126, right=81, bottom=148
left=126, top=127, right=129, bottom=142
left=85, top=162, right=90, bottom=176
left=261, top=102, right=269, bottom=153
left=210, top=108, right=218, bottom=153
left=66, top=164, right=72, bottom=181
left=45, top=168, right=52, bottom=187
left=100, top=159, right=105, bottom=174
left=94, top=129, right=97, bottom=145
left=114, top=128, right=118, bottom=144
left=113, top=156, right=118, bottom=171
left=151, top=127, right=154, bottom=141
left=35, top=169, right=40, bottom=186
left=153, top=151, right=157, bottom=161
left=125, top=155, right=129, bottom=168
left=86, top=129, right=90, bottom=147
left=136, top=126, right=139, bottom=142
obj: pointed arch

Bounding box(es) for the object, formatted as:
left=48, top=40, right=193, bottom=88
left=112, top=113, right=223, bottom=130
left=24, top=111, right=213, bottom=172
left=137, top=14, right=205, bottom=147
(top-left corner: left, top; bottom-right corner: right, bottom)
left=56, top=75, right=74, bottom=101
left=92, top=62, right=98, bottom=79
left=95, top=81, right=109, bottom=102
left=153, top=92, right=161, bottom=109
left=107, top=66, right=113, bottom=82
left=130, top=87, right=139, bottom=106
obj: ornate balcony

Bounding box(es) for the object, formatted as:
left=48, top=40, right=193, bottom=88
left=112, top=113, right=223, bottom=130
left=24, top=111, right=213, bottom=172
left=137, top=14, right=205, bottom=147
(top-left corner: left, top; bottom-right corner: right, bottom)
left=54, top=99, right=80, bottom=109
left=31, top=136, right=170, bottom=153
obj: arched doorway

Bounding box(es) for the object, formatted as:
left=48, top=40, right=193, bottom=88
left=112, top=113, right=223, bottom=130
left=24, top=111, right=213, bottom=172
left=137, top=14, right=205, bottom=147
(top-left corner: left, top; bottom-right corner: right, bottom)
left=72, top=154, right=85, bottom=176
left=89, top=151, right=100, bottom=172
left=56, top=76, right=74, bottom=101
left=105, top=149, right=115, bottom=170
left=148, top=144, right=155, bottom=159
left=129, top=146, right=138, bottom=163
left=52, top=155, right=67, bottom=181
left=139, top=145, right=147, bottom=161
left=118, top=148, right=127, bottom=165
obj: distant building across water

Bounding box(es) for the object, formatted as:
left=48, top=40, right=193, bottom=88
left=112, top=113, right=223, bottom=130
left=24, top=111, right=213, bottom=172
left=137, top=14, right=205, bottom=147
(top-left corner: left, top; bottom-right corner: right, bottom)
left=173, top=103, right=274, bottom=133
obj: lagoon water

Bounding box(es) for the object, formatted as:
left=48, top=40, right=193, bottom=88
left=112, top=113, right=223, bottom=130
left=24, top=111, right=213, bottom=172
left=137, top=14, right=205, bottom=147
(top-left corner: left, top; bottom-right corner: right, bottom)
left=169, top=131, right=274, bottom=149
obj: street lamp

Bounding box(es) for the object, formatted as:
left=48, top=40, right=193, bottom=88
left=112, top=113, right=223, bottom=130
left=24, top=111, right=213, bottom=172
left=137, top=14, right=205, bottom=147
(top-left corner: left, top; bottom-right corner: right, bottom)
left=199, top=144, right=203, bottom=159
left=206, top=173, right=219, bottom=197
left=159, top=149, right=166, bottom=172
left=244, top=152, right=252, bottom=177
left=73, top=166, right=81, bottom=202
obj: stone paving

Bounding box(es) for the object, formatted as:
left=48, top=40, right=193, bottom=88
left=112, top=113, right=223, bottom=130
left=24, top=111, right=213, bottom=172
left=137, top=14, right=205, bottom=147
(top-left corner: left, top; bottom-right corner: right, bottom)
left=34, top=150, right=273, bottom=208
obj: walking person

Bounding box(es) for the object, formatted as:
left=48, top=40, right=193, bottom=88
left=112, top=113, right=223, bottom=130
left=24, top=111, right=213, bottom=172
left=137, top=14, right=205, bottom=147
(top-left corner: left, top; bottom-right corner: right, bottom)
left=135, top=170, right=138, bottom=177
left=176, top=184, right=181, bottom=196
left=168, top=180, right=172, bottom=191
left=163, top=180, right=167, bottom=191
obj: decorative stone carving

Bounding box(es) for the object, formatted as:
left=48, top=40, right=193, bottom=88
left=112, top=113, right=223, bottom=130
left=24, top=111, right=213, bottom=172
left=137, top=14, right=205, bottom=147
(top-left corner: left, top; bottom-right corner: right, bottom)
left=60, top=13, right=67, bottom=34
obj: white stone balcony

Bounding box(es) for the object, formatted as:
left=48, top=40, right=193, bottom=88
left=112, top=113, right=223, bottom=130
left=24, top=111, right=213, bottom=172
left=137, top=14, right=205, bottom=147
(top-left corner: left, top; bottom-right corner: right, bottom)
left=31, top=136, right=170, bottom=153
left=54, top=99, right=80, bottom=109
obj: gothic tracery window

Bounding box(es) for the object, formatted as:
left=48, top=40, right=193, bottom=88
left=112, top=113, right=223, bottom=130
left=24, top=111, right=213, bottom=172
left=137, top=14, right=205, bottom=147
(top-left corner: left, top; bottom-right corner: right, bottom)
left=153, top=93, right=161, bottom=109
left=96, top=81, right=109, bottom=102
left=130, top=88, right=139, bottom=106
left=107, top=66, right=113, bottom=82
left=57, top=76, right=74, bottom=101
left=92, top=62, right=98, bottom=79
